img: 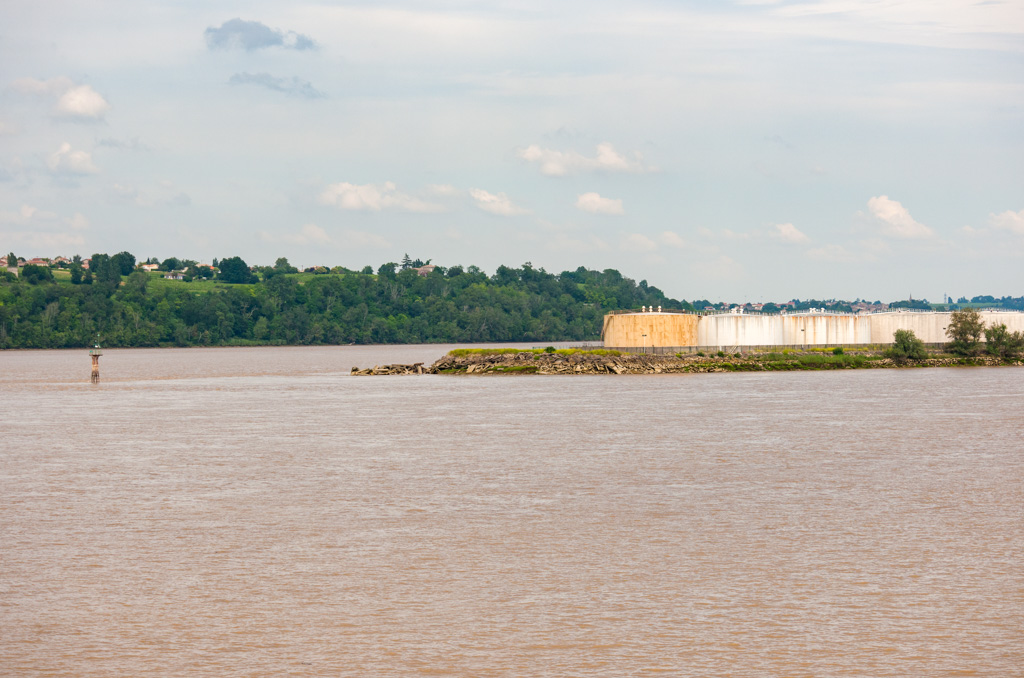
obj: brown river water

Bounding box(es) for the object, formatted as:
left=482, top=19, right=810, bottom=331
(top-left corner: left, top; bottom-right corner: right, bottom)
left=1, top=346, right=1022, bottom=676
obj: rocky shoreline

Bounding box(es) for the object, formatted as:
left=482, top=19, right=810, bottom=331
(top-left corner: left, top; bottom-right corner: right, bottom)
left=351, top=351, right=1023, bottom=375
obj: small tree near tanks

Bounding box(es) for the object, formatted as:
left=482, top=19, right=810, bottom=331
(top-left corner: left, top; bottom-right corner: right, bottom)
left=886, top=329, right=927, bottom=361
left=947, top=307, right=984, bottom=356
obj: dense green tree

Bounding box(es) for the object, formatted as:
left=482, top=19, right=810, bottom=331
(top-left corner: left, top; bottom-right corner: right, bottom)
left=160, top=257, right=182, bottom=271
left=274, top=257, right=298, bottom=274
left=217, top=256, right=256, bottom=284
left=20, top=264, right=54, bottom=285
left=947, top=308, right=985, bottom=356
left=110, top=251, right=136, bottom=276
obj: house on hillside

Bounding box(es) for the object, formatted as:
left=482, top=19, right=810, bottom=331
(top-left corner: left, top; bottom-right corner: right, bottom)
left=141, top=263, right=159, bottom=272
left=415, top=264, right=437, bottom=277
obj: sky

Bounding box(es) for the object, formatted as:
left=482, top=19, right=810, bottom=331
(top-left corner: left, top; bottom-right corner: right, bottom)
left=1, top=0, right=1022, bottom=302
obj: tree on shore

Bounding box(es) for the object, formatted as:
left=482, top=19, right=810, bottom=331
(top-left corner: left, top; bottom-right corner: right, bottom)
left=885, top=329, right=927, bottom=361
left=984, top=323, right=1024, bottom=359
left=947, top=308, right=984, bottom=356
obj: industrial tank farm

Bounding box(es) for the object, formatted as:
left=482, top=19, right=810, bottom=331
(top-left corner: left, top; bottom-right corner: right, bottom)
left=601, top=308, right=1024, bottom=350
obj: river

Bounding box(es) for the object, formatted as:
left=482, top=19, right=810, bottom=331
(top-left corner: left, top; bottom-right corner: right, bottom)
left=1, top=345, right=1022, bottom=676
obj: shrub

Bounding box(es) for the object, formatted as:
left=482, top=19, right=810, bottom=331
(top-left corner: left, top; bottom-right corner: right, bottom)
left=833, top=347, right=844, bottom=355
left=716, top=350, right=725, bottom=357
left=543, top=346, right=556, bottom=353
left=696, top=351, right=705, bottom=357
left=885, top=329, right=927, bottom=361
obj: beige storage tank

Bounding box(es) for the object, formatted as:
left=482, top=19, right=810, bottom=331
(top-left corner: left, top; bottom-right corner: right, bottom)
left=602, top=311, right=700, bottom=348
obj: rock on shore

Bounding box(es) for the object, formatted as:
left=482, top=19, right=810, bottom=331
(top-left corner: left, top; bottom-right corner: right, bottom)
left=351, top=351, right=1023, bottom=375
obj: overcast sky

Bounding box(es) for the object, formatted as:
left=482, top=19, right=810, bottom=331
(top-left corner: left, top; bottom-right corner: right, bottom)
left=1, top=0, right=1021, bottom=301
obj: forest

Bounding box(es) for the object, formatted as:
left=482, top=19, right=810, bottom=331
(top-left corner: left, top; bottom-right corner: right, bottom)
left=0, top=256, right=688, bottom=348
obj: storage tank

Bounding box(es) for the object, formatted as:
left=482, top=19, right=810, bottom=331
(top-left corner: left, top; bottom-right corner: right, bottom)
left=602, top=311, right=700, bottom=348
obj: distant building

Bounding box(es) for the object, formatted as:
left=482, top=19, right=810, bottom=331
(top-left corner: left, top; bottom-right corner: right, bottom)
left=141, top=263, right=159, bottom=272
left=415, top=264, right=437, bottom=277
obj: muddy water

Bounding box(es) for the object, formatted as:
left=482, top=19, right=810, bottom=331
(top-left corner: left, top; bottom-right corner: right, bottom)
left=1, top=346, right=1022, bottom=676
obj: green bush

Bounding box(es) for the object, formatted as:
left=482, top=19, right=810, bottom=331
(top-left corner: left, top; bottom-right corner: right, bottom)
left=885, top=329, right=927, bottom=361
left=717, top=350, right=725, bottom=357
left=544, top=346, right=556, bottom=353
left=833, top=347, right=844, bottom=355
left=984, top=323, right=1024, bottom=359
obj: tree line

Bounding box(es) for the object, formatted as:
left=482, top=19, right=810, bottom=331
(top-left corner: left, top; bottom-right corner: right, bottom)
left=0, top=256, right=688, bottom=348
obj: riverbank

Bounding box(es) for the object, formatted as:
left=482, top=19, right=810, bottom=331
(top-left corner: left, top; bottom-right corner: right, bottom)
left=351, top=348, right=1024, bottom=375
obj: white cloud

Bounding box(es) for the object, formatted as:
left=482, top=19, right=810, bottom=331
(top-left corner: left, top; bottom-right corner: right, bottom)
left=47, top=143, right=99, bottom=175
left=426, top=184, right=461, bottom=197
left=12, top=76, right=73, bottom=96
left=318, top=182, right=443, bottom=213
left=575, top=192, right=624, bottom=215
left=621, top=233, right=658, bottom=252
left=65, top=213, right=90, bottom=230
left=990, top=209, right=1024, bottom=235
left=56, top=85, right=111, bottom=118
left=867, top=195, right=933, bottom=239
left=518, top=142, right=656, bottom=176
left=659, top=231, right=686, bottom=248
left=807, top=244, right=858, bottom=263
left=469, top=188, right=528, bottom=216
left=261, top=223, right=332, bottom=245
left=13, top=77, right=110, bottom=119
left=771, top=222, right=809, bottom=244
left=343, top=229, right=390, bottom=248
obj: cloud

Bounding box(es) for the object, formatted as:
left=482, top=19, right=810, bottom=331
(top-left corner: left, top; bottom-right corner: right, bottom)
left=698, top=227, right=751, bottom=241
left=65, top=212, right=89, bottom=230
left=96, top=137, right=148, bottom=151
left=771, top=222, right=810, bottom=244
left=807, top=244, right=858, bottom=263
left=426, top=183, right=461, bottom=197
left=621, top=233, right=658, bottom=252
left=469, top=188, right=528, bottom=216
left=260, top=223, right=332, bottom=245
left=0, top=205, right=87, bottom=249
left=205, top=18, right=316, bottom=51
left=229, top=72, right=324, bottom=99
left=319, top=182, right=444, bottom=212
left=56, top=85, right=111, bottom=118
left=48, top=143, right=99, bottom=175
left=343, top=229, right=390, bottom=248
left=12, top=77, right=109, bottom=119
left=518, top=142, right=656, bottom=176
left=575, top=192, right=624, bottom=215
left=990, top=209, right=1024, bottom=235
left=866, top=195, right=933, bottom=239
left=659, top=231, right=686, bottom=248
left=110, top=182, right=190, bottom=207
